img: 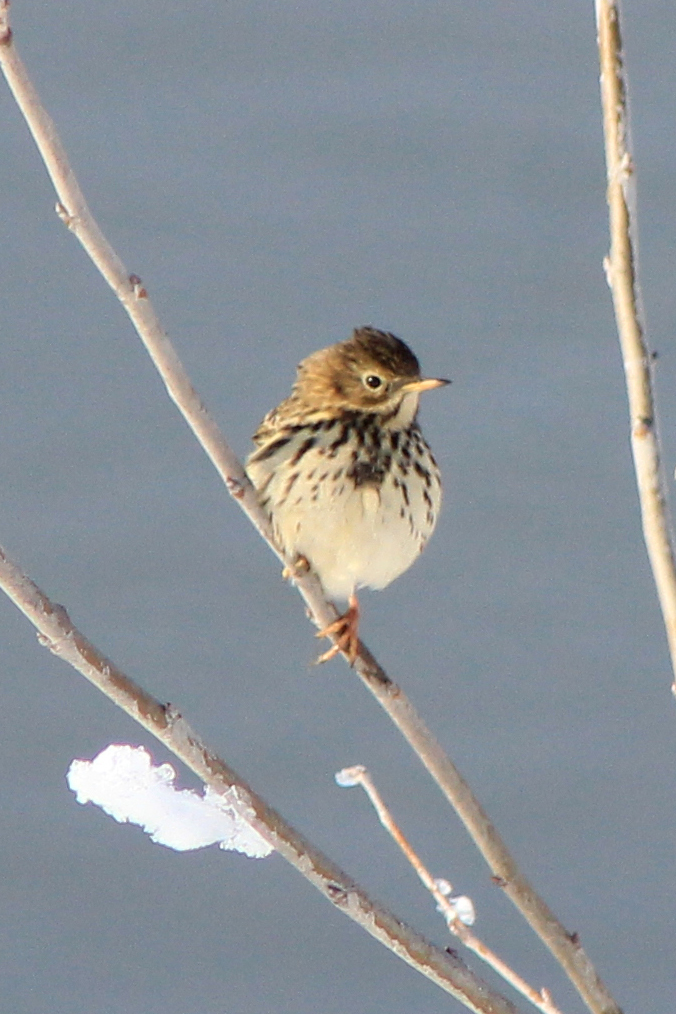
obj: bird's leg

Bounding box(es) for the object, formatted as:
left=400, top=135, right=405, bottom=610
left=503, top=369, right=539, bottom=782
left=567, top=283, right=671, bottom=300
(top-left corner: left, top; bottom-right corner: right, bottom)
left=315, top=592, right=360, bottom=666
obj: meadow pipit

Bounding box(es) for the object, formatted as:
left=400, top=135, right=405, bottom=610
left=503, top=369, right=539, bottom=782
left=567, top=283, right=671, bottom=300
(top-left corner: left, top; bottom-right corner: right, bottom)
left=246, top=326, right=449, bottom=663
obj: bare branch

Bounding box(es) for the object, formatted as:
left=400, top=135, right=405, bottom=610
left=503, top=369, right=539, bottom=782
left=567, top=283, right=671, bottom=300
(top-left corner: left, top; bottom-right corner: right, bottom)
left=596, top=0, right=676, bottom=690
left=0, top=6, right=622, bottom=1013
left=337, top=766, right=567, bottom=1014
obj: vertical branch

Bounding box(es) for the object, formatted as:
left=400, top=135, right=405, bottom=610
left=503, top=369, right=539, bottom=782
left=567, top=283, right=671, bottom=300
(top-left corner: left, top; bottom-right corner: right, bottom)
left=596, top=0, right=676, bottom=689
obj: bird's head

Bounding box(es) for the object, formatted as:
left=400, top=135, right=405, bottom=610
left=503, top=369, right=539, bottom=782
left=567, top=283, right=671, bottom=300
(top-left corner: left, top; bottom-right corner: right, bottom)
left=293, top=326, right=449, bottom=420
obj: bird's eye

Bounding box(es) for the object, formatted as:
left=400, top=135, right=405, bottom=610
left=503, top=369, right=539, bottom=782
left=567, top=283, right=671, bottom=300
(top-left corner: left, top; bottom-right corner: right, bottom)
left=364, top=374, right=383, bottom=390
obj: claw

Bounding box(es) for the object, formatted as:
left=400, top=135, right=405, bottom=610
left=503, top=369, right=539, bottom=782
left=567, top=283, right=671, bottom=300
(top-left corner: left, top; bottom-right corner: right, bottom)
left=315, top=593, right=360, bottom=666
left=282, top=554, right=311, bottom=582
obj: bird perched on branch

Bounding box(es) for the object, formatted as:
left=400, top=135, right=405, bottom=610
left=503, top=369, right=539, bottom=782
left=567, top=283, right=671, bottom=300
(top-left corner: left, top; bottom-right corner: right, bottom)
left=247, top=326, right=449, bottom=664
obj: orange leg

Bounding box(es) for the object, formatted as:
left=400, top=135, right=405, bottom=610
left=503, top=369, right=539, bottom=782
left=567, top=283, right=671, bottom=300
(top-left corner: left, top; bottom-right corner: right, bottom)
left=315, top=592, right=360, bottom=666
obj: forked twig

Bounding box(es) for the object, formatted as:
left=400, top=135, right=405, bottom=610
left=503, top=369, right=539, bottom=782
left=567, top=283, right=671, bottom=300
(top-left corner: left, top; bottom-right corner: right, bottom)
left=596, top=0, right=676, bottom=690
left=0, top=7, right=622, bottom=1014
left=337, top=766, right=566, bottom=1014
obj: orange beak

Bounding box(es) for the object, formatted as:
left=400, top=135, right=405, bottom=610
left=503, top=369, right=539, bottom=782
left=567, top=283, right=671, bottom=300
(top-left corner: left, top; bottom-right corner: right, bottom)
left=400, top=377, right=451, bottom=394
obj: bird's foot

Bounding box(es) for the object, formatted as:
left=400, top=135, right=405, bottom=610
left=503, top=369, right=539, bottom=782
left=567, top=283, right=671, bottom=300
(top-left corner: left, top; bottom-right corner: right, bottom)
left=315, top=593, right=360, bottom=666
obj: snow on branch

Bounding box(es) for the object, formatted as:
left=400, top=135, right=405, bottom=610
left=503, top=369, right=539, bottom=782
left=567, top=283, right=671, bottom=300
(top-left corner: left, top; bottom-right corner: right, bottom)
left=68, top=744, right=273, bottom=858
left=0, top=541, right=519, bottom=1014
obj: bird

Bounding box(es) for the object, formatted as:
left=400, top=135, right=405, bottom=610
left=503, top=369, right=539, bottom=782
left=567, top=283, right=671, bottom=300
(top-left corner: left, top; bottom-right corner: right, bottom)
left=246, top=326, right=449, bottom=664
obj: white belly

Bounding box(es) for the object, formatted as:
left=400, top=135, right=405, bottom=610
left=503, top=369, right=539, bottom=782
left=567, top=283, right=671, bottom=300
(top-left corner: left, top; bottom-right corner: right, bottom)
left=280, top=478, right=433, bottom=599
left=248, top=425, right=442, bottom=602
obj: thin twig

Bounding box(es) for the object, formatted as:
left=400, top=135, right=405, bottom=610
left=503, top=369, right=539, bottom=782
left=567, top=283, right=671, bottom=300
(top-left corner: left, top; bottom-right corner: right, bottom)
left=596, top=0, right=676, bottom=691
left=0, top=8, right=622, bottom=1014
left=337, top=766, right=567, bottom=1014
left=0, top=543, right=521, bottom=1014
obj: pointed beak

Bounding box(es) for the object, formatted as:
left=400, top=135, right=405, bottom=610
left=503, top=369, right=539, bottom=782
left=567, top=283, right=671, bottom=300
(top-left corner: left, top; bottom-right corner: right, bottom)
left=400, top=376, right=451, bottom=394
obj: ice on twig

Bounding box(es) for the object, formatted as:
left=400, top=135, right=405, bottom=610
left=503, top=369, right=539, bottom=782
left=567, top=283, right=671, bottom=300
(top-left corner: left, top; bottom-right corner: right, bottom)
left=67, top=744, right=273, bottom=858
left=434, top=877, right=454, bottom=896
left=434, top=879, right=475, bottom=925
left=334, top=765, right=366, bottom=787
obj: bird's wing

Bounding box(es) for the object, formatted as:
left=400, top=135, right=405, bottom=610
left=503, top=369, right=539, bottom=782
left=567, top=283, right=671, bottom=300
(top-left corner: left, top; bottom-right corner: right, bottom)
left=251, top=407, right=282, bottom=447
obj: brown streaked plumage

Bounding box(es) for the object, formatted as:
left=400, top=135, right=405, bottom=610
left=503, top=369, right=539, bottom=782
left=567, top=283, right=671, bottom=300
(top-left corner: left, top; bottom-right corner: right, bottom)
left=246, top=326, right=449, bottom=663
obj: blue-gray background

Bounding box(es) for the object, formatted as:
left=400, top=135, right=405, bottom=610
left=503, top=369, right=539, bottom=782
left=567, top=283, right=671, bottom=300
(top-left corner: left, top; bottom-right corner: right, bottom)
left=1, top=3, right=674, bottom=1012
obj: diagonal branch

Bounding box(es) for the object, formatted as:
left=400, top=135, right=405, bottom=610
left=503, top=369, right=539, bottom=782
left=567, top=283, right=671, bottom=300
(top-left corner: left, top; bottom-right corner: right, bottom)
left=596, top=0, right=676, bottom=689
left=0, top=543, right=520, bottom=1014
left=0, top=7, right=622, bottom=1014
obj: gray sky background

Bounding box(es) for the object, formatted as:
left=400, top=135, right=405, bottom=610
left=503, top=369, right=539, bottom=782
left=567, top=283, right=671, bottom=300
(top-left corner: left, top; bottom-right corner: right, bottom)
left=1, top=3, right=675, bottom=1012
